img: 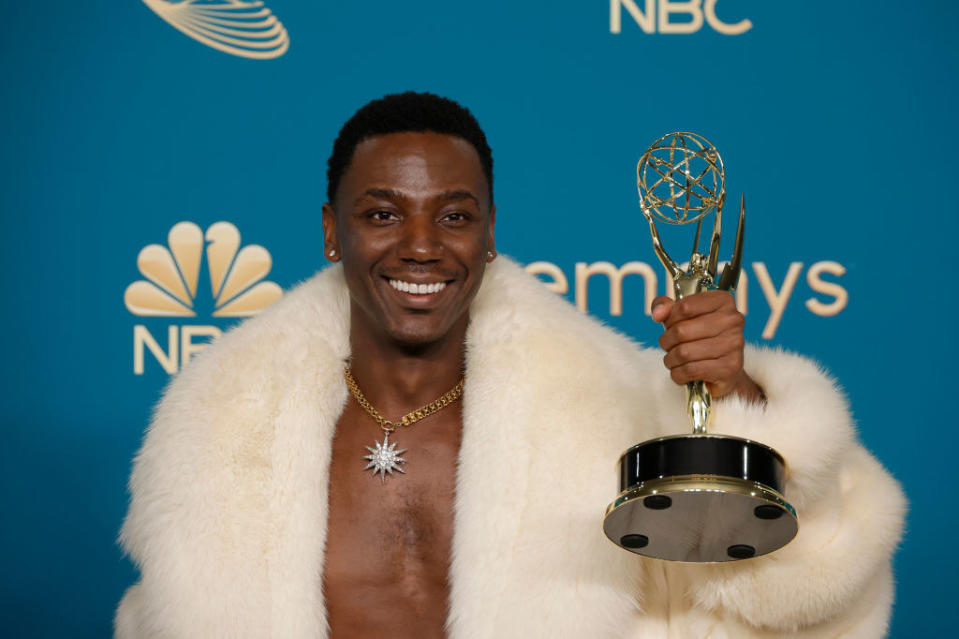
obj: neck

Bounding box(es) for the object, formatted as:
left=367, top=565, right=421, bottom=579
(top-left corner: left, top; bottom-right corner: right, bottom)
left=347, top=304, right=468, bottom=419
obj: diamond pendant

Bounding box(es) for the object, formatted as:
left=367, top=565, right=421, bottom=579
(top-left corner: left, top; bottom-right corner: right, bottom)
left=363, top=432, right=407, bottom=482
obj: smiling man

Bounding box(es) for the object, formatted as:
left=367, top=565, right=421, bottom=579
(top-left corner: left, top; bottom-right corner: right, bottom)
left=115, top=92, right=904, bottom=638
left=318, top=107, right=497, bottom=635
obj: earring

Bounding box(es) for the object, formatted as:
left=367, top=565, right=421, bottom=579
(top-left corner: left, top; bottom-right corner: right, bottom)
left=487, top=251, right=495, bottom=259
left=329, top=249, right=336, bottom=257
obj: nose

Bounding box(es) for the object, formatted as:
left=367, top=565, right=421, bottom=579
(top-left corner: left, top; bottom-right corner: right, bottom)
left=397, top=214, right=442, bottom=262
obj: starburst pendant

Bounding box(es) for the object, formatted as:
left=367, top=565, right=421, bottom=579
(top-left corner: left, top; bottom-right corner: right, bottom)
left=363, top=432, right=407, bottom=482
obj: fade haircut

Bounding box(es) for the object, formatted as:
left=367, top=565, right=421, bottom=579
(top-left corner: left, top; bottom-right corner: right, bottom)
left=326, top=91, right=494, bottom=205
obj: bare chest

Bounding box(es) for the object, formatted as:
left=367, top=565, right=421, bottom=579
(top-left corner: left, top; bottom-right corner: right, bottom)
left=322, top=403, right=462, bottom=638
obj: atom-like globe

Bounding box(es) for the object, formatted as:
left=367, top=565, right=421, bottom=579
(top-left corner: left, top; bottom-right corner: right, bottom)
left=637, top=132, right=726, bottom=226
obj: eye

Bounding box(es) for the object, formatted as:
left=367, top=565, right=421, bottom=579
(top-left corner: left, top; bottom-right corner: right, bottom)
left=441, top=211, right=471, bottom=225
left=368, top=209, right=399, bottom=223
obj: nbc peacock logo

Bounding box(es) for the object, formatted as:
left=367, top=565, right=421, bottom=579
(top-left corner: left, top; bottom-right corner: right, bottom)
left=126, top=221, right=283, bottom=375
left=142, top=0, right=290, bottom=60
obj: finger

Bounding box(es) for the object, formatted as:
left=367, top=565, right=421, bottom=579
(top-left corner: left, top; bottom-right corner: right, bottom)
left=668, top=352, right=743, bottom=387
left=659, top=311, right=745, bottom=352
left=662, top=333, right=745, bottom=371
left=650, top=296, right=673, bottom=323
left=663, top=290, right=736, bottom=327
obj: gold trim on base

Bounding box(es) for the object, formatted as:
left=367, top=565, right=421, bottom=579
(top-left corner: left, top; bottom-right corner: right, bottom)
left=606, top=474, right=796, bottom=518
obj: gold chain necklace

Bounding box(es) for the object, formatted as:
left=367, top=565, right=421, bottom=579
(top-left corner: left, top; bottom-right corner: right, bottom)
left=344, top=367, right=465, bottom=482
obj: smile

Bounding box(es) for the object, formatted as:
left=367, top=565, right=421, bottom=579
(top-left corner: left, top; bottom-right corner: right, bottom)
left=388, top=279, right=448, bottom=295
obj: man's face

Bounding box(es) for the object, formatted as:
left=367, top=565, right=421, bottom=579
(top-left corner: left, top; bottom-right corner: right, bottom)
left=322, top=132, right=496, bottom=347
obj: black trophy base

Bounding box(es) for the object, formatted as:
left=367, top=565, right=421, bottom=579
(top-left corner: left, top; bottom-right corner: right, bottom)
left=603, top=435, right=798, bottom=562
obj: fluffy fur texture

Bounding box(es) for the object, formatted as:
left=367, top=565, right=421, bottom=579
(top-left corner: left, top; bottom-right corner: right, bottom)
left=115, top=258, right=905, bottom=638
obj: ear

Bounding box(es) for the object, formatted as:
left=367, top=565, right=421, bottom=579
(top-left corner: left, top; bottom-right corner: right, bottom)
left=486, top=204, right=497, bottom=262
left=321, top=203, right=341, bottom=262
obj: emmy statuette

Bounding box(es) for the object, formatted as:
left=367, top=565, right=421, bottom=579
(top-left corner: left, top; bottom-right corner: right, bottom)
left=602, top=132, right=799, bottom=562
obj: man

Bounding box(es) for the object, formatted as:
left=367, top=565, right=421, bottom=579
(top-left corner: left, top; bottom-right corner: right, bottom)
left=115, top=92, right=904, bottom=638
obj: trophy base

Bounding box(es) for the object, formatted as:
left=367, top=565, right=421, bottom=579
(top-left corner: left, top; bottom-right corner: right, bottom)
left=603, top=435, right=798, bottom=562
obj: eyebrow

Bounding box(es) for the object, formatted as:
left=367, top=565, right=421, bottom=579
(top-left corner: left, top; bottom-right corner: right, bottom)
left=353, top=188, right=480, bottom=207
left=436, top=189, right=480, bottom=205
left=354, top=188, right=406, bottom=206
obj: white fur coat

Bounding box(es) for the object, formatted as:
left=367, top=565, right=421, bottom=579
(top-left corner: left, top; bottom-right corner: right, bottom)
left=115, top=258, right=905, bottom=638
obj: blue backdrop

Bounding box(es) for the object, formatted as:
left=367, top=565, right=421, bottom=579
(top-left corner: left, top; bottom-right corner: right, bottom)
left=2, top=1, right=956, bottom=636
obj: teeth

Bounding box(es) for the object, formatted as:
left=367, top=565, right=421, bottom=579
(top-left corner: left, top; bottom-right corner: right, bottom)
left=389, top=279, right=447, bottom=295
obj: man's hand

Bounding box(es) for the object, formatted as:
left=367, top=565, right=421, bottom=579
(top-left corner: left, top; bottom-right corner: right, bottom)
left=651, top=290, right=765, bottom=405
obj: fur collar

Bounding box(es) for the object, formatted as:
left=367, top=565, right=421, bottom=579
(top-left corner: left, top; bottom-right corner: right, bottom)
left=120, top=258, right=662, bottom=638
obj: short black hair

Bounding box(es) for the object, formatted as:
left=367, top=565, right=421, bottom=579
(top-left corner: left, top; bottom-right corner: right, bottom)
left=326, top=91, right=493, bottom=205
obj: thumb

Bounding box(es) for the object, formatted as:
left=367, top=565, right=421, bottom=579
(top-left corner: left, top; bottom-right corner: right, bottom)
left=650, top=296, right=673, bottom=323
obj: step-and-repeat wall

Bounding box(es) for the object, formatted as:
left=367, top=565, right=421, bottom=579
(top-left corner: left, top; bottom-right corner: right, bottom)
left=2, top=2, right=955, bottom=636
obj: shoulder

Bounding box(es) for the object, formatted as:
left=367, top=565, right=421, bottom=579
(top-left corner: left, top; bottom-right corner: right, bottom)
left=153, top=265, right=349, bottom=432
left=471, top=257, right=660, bottom=381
